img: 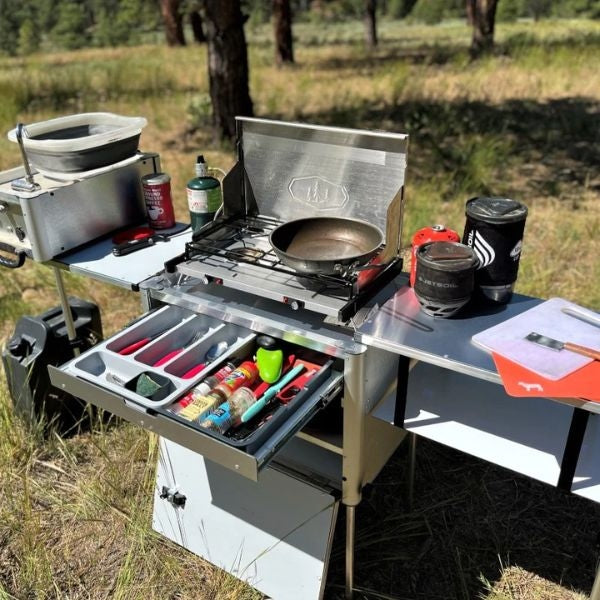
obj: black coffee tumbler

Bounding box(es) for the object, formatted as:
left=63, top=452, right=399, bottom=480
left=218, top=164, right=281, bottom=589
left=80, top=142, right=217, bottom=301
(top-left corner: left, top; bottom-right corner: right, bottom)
left=462, top=197, right=528, bottom=304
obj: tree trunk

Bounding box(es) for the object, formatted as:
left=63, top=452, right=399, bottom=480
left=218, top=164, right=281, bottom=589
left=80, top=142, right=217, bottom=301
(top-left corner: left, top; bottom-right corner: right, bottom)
left=273, top=0, right=294, bottom=65
left=466, top=0, right=474, bottom=25
left=190, top=10, right=206, bottom=43
left=204, top=1, right=254, bottom=141
left=468, top=0, right=498, bottom=57
left=364, top=0, right=377, bottom=49
left=160, top=0, right=186, bottom=46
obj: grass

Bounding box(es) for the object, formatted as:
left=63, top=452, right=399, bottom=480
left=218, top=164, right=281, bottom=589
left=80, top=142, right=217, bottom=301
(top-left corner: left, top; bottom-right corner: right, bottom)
left=0, top=16, right=599, bottom=599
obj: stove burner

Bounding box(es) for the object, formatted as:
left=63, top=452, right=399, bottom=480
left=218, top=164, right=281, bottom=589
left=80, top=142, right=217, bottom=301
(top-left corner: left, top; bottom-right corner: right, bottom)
left=229, top=247, right=265, bottom=263
left=180, top=214, right=404, bottom=321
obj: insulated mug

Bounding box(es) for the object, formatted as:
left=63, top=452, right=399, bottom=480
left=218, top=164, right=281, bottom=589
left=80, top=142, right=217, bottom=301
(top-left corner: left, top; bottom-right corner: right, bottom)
left=462, top=197, right=528, bottom=304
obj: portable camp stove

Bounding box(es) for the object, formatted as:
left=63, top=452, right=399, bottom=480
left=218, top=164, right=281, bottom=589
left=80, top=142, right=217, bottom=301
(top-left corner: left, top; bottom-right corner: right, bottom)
left=176, top=214, right=404, bottom=322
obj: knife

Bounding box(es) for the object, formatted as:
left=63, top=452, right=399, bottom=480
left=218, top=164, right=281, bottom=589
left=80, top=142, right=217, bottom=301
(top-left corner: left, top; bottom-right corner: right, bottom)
left=525, top=332, right=600, bottom=360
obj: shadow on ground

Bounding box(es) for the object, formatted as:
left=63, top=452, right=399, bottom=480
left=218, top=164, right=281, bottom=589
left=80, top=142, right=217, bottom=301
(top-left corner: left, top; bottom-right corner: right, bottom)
left=299, top=97, right=600, bottom=189
left=324, top=438, right=600, bottom=599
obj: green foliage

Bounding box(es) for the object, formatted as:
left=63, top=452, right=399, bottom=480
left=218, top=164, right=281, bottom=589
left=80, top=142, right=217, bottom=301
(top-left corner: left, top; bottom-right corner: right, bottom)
left=411, top=0, right=446, bottom=24
left=387, top=0, right=418, bottom=19
left=49, top=1, right=90, bottom=50
left=497, top=0, right=522, bottom=22
left=17, top=18, right=40, bottom=55
left=410, top=0, right=464, bottom=24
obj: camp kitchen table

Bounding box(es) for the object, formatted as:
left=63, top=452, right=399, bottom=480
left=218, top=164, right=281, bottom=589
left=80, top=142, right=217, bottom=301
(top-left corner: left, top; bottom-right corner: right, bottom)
left=10, top=117, right=594, bottom=599
left=46, top=247, right=600, bottom=599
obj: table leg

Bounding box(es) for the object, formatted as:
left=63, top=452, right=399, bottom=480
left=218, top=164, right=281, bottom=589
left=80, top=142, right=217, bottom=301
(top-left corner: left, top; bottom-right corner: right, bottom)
left=345, top=505, right=355, bottom=599
left=53, top=267, right=80, bottom=357
left=591, top=559, right=600, bottom=600
left=408, top=432, right=417, bottom=510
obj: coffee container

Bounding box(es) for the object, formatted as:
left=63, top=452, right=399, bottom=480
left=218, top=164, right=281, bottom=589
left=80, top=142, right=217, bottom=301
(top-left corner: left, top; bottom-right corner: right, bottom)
left=414, top=241, right=478, bottom=318
left=462, top=197, right=528, bottom=304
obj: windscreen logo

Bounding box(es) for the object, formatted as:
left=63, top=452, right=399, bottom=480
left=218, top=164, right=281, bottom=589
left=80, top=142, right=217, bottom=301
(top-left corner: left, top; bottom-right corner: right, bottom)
left=467, top=230, right=495, bottom=268
left=289, top=176, right=348, bottom=210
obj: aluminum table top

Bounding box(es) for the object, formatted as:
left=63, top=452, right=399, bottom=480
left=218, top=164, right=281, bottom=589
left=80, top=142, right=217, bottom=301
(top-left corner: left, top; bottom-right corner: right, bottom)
left=357, top=283, right=543, bottom=384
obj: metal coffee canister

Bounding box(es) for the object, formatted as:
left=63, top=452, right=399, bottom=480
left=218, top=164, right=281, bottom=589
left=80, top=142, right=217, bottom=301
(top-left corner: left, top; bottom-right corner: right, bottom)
left=414, top=241, right=478, bottom=318
left=142, top=172, right=176, bottom=229
left=462, top=197, right=528, bottom=304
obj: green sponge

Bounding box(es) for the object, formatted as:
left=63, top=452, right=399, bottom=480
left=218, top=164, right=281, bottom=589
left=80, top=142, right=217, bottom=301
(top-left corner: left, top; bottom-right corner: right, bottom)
left=135, top=373, right=163, bottom=398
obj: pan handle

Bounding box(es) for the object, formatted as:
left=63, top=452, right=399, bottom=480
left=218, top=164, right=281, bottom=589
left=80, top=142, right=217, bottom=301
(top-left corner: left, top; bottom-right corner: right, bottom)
left=0, top=241, right=26, bottom=269
left=379, top=186, right=405, bottom=264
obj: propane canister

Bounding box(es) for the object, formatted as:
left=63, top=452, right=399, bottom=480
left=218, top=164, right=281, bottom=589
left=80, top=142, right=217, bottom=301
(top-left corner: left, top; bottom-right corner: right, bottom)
left=410, top=224, right=460, bottom=287
left=186, top=155, right=223, bottom=234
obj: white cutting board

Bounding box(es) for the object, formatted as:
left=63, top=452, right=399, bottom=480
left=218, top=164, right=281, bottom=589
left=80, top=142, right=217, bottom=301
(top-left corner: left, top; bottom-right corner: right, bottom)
left=472, top=297, right=600, bottom=380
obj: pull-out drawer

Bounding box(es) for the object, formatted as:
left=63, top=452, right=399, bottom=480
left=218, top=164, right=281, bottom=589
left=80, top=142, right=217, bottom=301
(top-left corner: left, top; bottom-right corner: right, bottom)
left=49, top=305, right=343, bottom=480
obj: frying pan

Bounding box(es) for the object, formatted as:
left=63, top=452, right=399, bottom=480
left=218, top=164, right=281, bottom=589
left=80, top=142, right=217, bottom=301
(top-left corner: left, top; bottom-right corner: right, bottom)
left=269, top=187, right=404, bottom=275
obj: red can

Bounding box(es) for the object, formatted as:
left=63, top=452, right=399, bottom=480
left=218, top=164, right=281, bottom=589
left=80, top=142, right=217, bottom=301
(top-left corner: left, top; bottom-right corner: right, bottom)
left=142, top=172, right=176, bottom=229
left=410, top=224, right=460, bottom=287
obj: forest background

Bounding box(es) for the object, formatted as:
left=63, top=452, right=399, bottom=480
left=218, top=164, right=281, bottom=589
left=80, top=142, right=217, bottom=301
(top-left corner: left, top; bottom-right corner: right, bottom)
left=1, top=1, right=600, bottom=599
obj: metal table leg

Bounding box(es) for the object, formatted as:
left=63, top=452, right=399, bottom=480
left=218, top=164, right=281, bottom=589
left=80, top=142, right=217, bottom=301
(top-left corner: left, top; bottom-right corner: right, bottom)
left=53, top=267, right=80, bottom=357
left=408, top=432, right=417, bottom=510
left=345, top=505, right=355, bottom=599
left=591, top=559, right=600, bottom=600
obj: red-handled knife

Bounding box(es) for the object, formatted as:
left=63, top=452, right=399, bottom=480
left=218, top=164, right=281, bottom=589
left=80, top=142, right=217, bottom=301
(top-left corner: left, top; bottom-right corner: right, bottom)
left=118, top=328, right=171, bottom=355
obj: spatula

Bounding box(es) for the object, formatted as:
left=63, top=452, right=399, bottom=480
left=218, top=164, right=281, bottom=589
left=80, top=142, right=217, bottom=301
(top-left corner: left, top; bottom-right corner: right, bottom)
left=525, top=332, right=600, bottom=360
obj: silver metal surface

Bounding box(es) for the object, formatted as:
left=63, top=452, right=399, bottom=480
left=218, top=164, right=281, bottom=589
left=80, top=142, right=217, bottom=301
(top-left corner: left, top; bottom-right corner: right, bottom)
left=345, top=505, right=355, bottom=599
left=0, top=153, right=159, bottom=261
left=49, top=363, right=341, bottom=481
left=177, top=257, right=364, bottom=321
left=591, top=564, right=600, bottom=600
left=12, top=124, right=40, bottom=192
left=357, top=285, right=543, bottom=384
left=408, top=432, right=417, bottom=510
left=153, top=439, right=339, bottom=600
left=142, top=274, right=366, bottom=357
left=53, top=267, right=80, bottom=357
left=236, top=117, right=408, bottom=244
left=51, top=224, right=192, bottom=290
left=526, top=331, right=564, bottom=351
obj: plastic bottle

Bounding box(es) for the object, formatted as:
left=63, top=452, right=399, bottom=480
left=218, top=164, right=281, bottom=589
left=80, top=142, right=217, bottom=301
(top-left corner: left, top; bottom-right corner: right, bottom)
left=200, top=387, right=257, bottom=434
left=219, top=361, right=258, bottom=394
left=192, top=361, right=237, bottom=398
left=186, top=155, right=222, bottom=233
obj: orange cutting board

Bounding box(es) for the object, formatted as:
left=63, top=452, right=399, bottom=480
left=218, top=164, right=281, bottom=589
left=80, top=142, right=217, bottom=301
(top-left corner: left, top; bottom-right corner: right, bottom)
left=492, top=351, right=600, bottom=401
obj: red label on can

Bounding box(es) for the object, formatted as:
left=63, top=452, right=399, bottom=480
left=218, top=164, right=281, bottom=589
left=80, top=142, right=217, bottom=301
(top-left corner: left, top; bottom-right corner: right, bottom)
left=410, top=225, right=460, bottom=287
left=142, top=174, right=175, bottom=229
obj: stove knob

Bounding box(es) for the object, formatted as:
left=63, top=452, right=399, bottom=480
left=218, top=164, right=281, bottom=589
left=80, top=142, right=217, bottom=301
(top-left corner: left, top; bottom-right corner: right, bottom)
left=284, top=298, right=304, bottom=311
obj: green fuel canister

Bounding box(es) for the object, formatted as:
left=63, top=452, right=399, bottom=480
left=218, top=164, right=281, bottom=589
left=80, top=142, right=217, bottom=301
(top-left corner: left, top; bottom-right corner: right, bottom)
left=186, top=155, right=222, bottom=233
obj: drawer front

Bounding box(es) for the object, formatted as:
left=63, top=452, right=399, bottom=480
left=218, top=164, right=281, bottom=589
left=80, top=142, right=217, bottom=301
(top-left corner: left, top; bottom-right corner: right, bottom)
left=49, top=305, right=343, bottom=480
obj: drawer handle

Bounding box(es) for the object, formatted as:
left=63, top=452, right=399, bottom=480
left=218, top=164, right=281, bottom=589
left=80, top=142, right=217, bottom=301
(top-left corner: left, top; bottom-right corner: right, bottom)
left=0, top=242, right=26, bottom=269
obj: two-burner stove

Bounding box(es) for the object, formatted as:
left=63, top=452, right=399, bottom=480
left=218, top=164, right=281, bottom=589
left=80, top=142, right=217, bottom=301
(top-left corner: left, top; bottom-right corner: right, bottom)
left=174, top=214, right=403, bottom=323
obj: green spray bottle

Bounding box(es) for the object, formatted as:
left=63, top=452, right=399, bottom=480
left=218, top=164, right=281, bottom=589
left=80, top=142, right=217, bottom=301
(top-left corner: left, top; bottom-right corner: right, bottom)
left=186, top=155, right=222, bottom=233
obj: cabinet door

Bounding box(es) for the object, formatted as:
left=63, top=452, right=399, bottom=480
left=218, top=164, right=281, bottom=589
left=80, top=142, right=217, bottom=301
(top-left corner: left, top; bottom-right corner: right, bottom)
left=154, top=438, right=338, bottom=600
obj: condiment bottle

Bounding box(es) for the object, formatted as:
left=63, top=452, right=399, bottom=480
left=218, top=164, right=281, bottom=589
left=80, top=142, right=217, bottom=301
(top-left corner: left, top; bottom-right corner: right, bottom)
left=192, top=361, right=237, bottom=397
left=200, top=388, right=257, bottom=434
left=186, top=155, right=222, bottom=233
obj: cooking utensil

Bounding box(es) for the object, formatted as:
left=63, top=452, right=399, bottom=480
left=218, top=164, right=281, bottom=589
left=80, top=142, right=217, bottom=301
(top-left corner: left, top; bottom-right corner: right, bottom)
left=268, top=186, right=404, bottom=275
left=276, top=369, right=317, bottom=404
left=112, top=223, right=190, bottom=257
left=153, top=330, right=205, bottom=367
left=240, top=364, right=305, bottom=423
left=525, top=332, right=600, bottom=360
left=118, top=326, right=173, bottom=355
left=561, top=307, right=600, bottom=328
left=269, top=217, right=383, bottom=275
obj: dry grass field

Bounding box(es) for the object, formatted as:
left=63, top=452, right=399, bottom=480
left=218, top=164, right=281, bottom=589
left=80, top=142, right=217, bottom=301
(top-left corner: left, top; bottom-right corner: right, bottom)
left=0, top=18, right=599, bottom=600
